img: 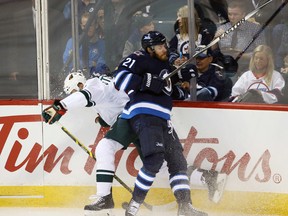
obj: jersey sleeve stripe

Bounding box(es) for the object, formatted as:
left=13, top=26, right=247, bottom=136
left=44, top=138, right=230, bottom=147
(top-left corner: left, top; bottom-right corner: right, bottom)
left=80, top=89, right=96, bottom=107
left=114, top=70, right=133, bottom=92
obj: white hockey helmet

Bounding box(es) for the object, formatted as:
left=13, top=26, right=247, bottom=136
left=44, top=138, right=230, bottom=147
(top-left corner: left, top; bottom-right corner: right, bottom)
left=63, top=72, right=86, bottom=94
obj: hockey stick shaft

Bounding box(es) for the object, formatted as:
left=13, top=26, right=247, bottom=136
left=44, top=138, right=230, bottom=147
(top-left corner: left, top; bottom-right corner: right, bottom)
left=59, top=124, right=96, bottom=160
left=235, top=0, right=288, bottom=61
left=164, top=0, right=273, bottom=80
left=57, top=122, right=153, bottom=211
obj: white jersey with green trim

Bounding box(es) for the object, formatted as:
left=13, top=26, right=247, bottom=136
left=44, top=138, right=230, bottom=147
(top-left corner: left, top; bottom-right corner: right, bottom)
left=61, top=75, right=129, bottom=126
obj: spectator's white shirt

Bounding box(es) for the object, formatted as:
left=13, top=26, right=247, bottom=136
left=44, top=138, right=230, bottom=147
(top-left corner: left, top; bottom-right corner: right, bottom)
left=231, top=70, right=285, bottom=104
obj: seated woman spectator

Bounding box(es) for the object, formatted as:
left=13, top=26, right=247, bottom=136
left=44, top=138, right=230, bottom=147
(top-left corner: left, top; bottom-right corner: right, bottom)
left=168, top=5, right=217, bottom=67
left=230, top=45, right=285, bottom=104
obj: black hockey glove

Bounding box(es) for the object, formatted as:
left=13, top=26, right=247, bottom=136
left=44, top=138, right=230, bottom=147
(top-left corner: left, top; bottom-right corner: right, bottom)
left=95, top=115, right=110, bottom=127
left=178, top=64, right=198, bottom=81
left=42, top=100, right=67, bottom=124
left=141, top=73, right=165, bottom=94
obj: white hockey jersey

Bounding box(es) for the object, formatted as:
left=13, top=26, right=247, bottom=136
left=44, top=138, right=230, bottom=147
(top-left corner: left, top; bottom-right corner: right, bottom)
left=60, top=76, right=129, bottom=126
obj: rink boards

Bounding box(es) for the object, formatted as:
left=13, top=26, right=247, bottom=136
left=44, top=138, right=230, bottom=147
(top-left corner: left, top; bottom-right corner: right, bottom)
left=1, top=100, right=288, bottom=215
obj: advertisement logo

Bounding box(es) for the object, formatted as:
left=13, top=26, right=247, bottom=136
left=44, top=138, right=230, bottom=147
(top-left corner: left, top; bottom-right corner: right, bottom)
left=0, top=115, right=273, bottom=183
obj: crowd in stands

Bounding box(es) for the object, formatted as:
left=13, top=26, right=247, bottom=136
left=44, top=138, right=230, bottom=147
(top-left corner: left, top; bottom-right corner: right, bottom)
left=0, top=0, right=287, bottom=103
left=59, top=0, right=287, bottom=104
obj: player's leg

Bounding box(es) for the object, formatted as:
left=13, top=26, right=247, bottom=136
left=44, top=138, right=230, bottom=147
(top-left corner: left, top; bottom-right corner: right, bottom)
left=188, top=166, right=227, bottom=203
left=84, top=118, right=138, bottom=213
left=165, top=124, right=208, bottom=216
left=125, top=115, right=165, bottom=216
left=84, top=138, right=122, bottom=213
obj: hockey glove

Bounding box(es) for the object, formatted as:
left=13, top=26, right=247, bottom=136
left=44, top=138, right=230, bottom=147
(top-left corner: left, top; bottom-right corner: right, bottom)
left=42, top=100, right=67, bottom=124
left=141, top=73, right=165, bottom=94
left=178, top=64, right=198, bottom=81
left=95, top=115, right=110, bottom=127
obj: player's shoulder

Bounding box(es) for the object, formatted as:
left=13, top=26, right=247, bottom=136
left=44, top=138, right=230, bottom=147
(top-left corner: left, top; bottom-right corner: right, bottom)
left=125, top=50, right=148, bottom=61
left=119, top=50, right=150, bottom=70
left=84, top=75, right=111, bottom=88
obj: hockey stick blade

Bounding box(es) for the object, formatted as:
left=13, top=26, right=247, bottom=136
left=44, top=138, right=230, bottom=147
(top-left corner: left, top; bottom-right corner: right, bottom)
left=56, top=122, right=154, bottom=210
left=164, top=0, right=273, bottom=80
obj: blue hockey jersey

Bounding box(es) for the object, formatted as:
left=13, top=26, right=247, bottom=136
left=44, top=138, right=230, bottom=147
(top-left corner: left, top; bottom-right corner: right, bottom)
left=114, top=50, right=173, bottom=120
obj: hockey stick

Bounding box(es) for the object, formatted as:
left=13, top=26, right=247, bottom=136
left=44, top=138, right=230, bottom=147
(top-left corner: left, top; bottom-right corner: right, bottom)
left=164, top=0, right=273, bottom=80
left=56, top=122, right=153, bottom=211
left=235, top=0, right=288, bottom=61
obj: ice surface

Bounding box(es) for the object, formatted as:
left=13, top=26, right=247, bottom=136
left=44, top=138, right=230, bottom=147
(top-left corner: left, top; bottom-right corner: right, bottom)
left=0, top=207, right=279, bottom=216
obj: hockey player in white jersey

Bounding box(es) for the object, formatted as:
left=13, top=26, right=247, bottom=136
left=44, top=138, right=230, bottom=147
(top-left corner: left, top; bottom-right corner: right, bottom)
left=42, top=71, right=227, bottom=215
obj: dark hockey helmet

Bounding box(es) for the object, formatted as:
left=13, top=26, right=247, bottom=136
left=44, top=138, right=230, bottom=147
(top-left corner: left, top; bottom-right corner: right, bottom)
left=141, top=31, right=166, bottom=51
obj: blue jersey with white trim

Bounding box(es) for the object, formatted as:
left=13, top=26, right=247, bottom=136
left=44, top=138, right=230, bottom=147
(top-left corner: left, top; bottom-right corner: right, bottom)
left=114, top=50, right=173, bottom=120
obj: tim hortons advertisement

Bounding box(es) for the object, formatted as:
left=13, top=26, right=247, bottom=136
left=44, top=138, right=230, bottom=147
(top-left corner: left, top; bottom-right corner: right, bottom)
left=0, top=104, right=287, bottom=194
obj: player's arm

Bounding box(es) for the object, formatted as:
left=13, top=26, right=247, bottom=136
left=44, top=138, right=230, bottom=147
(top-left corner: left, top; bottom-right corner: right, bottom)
left=114, top=69, right=143, bottom=94
left=42, top=89, right=100, bottom=124
left=114, top=67, right=167, bottom=95
left=114, top=54, right=144, bottom=94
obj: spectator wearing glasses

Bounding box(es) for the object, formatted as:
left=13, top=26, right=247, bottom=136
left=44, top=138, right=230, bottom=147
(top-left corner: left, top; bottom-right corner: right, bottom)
left=176, top=48, right=229, bottom=101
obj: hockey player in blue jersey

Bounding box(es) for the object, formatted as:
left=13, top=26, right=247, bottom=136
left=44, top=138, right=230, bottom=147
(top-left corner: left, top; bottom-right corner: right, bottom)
left=114, top=31, right=208, bottom=216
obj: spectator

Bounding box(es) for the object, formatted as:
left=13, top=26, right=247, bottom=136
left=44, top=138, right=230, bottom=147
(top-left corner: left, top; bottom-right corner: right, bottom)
left=62, top=11, right=108, bottom=77
left=272, top=21, right=288, bottom=72
left=230, top=45, right=285, bottom=104
left=89, top=8, right=110, bottom=76
left=94, top=7, right=105, bottom=39
left=173, top=48, right=230, bottom=101
left=169, top=5, right=217, bottom=67
left=281, top=54, right=288, bottom=74
left=122, top=11, right=155, bottom=59
left=103, top=0, right=153, bottom=70
left=280, top=54, right=288, bottom=103
left=214, top=1, right=266, bottom=75
left=63, top=0, right=96, bottom=20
